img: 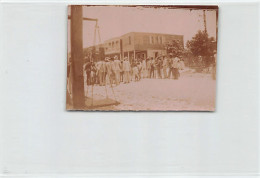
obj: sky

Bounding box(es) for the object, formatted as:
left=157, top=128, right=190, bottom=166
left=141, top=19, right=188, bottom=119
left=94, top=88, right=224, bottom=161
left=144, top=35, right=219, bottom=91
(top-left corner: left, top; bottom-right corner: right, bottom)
left=68, top=6, right=217, bottom=51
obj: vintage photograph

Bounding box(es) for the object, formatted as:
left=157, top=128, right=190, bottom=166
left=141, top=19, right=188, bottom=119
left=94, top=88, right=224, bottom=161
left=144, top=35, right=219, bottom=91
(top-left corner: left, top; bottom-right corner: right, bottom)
left=67, top=5, right=218, bottom=111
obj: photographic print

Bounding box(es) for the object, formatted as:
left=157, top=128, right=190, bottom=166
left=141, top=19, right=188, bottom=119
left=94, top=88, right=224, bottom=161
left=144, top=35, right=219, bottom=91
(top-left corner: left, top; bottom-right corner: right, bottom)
left=67, top=5, right=218, bottom=111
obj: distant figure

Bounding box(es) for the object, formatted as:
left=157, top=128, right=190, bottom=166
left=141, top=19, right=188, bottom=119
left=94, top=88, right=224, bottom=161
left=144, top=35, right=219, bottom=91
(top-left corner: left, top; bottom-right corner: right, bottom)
left=105, top=57, right=113, bottom=85
left=172, top=57, right=180, bottom=79
left=146, top=58, right=151, bottom=78
left=156, top=57, right=162, bottom=79
left=150, top=57, right=155, bottom=78
left=110, top=57, right=116, bottom=85
left=162, top=55, right=168, bottom=79
left=113, top=56, right=121, bottom=85
left=141, top=58, right=147, bottom=78
left=95, top=60, right=102, bottom=85
left=123, top=57, right=131, bottom=83
left=168, top=54, right=174, bottom=79
left=90, top=61, right=96, bottom=84
left=137, top=62, right=142, bottom=80
left=120, top=59, right=124, bottom=82
left=179, top=59, right=185, bottom=70
left=132, top=64, right=139, bottom=81
left=84, top=59, right=92, bottom=85
left=97, top=58, right=106, bottom=86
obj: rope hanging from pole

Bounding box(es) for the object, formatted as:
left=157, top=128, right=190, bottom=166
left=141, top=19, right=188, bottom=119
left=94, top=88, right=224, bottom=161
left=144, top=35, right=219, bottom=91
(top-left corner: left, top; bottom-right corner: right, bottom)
left=83, top=18, right=119, bottom=108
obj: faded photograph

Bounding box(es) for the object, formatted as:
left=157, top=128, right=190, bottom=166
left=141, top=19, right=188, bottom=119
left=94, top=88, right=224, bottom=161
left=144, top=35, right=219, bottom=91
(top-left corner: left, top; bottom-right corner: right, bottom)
left=67, top=5, right=218, bottom=111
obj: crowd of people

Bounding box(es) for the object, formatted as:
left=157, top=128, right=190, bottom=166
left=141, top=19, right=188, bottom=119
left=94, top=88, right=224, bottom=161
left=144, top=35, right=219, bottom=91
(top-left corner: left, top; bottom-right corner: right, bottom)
left=84, top=54, right=185, bottom=87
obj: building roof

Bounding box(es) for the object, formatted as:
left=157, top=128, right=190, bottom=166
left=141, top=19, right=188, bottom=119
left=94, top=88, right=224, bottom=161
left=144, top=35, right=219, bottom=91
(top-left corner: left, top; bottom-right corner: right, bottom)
left=104, top=32, right=183, bottom=43
left=121, top=31, right=183, bottom=37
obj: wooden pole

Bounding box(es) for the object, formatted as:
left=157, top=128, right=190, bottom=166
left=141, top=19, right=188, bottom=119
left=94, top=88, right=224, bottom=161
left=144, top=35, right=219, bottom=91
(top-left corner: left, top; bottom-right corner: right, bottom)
left=71, top=6, right=85, bottom=109
left=203, top=10, right=207, bottom=33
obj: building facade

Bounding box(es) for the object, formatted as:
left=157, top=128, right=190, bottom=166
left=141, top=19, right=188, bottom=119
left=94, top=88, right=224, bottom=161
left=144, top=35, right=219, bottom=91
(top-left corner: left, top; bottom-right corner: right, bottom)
left=104, top=32, right=183, bottom=60
left=86, top=32, right=184, bottom=62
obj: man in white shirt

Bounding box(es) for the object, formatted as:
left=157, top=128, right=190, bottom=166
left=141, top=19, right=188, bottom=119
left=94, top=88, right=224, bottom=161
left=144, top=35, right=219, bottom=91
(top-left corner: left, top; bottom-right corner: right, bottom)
left=123, top=57, right=131, bottom=83
left=113, top=55, right=121, bottom=85
left=162, top=55, right=168, bottom=79
left=172, top=56, right=180, bottom=79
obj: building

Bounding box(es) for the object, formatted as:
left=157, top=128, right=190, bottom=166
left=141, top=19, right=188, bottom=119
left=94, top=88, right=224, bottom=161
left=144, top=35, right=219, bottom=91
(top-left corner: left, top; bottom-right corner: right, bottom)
left=86, top=32, right=184, bottom=62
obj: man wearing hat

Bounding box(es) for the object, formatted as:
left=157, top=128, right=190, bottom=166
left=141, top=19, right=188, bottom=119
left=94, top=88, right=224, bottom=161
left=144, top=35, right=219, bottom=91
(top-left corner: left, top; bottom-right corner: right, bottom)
left=172, top=56, right=180, bottom=79
left=146, top=57, right=151, bottom=78
left=105, top=57, right=113, bottom=85
left=162, top=55, right=168, bottom=79
left=113, top=55, right=121, bottom=85
left=84, top=57, right=92, bottom=86
left=123, top=57, right=131, bottom=83
left=95, top=59, right=102, bottom=85
left=141, top=57, right=146, bottom=78
left=150, top=57, right=155, bottom=78
left=168, top=53, right=174, bottom=79
left=97, top=58, right=106, bottom=86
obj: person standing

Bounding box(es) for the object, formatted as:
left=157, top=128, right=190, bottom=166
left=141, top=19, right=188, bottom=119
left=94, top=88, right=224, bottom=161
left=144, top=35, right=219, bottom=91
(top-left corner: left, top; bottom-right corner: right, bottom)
left=162, top=55, right=168, bottom=79
left=141, top=58, right=147, bottom=78
left=95, top=60, right=102, bottom=85
left=90, top=61, right=96, bottom=85
left=172, top=56, right=180, bottom=79
left=150, top=57, right=155, bottom=78
left=113, top=55, right=121, bottom=85
left=168, top=54, right=174, bottom=79
left=137, top=62, right=142, bottom=80
left=84, top=59, right=92, bottom=85
left=179, top=58, right=185, bottom=70
left=156, top=57, right=162, bottom=79
left=98, top=58, right=106, bottom=86
left=146, top=58, right=151, bottom=78
left=119, top=59, right=124, bottom=82
left=110, top=57, right=116, bottom=85
left=123, top=57, right=131, bottom=83
left=105, top=57, right=113, bottom=85
left=133, top=63, right=139, bottom=81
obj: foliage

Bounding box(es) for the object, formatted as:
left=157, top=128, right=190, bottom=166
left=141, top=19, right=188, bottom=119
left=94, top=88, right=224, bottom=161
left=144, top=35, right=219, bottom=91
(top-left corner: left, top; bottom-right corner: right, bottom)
left=186, top=30, right=216, bottom=66
left=165, top=39, right=184, bottom=58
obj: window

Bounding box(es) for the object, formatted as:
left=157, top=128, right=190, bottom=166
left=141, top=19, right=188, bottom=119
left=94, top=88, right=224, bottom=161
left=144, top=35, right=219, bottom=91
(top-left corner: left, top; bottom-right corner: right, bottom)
left=112, top=41, right=114, bottom=47
left=161, top=36, right=165, bottom=44
left=151, top=36, right=154, bottom=44
left=158, top=36, right=162, bottom=44
left=129, top=36, right=131, bottom=45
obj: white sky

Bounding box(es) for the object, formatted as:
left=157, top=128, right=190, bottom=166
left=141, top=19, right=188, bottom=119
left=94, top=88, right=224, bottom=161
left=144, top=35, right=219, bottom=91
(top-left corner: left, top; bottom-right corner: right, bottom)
left=68, top=6, right=217, bottom=51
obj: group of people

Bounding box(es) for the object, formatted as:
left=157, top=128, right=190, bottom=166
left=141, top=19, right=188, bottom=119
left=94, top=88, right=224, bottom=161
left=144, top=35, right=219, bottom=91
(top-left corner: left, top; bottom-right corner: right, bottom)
left=84, top=54, right=185, bottom=86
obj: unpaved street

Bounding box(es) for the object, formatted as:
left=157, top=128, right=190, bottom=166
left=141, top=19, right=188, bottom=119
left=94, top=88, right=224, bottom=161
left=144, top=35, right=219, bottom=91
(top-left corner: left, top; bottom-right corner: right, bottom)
left=84, top=72, right=216, bottom=111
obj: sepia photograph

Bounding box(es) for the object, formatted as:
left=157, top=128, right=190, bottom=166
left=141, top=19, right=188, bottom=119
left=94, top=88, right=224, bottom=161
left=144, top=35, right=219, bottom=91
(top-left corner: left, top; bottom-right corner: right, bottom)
left=67, top=5, right=218, bottom=111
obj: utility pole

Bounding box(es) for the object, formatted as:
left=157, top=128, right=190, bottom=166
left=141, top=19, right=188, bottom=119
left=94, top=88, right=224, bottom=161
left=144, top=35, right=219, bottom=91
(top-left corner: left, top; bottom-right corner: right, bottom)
left=203, top=10, right=207, bottom=33
left=70, top=6, right=85, bottom=109
left=68, top=6, right=100, bottom=109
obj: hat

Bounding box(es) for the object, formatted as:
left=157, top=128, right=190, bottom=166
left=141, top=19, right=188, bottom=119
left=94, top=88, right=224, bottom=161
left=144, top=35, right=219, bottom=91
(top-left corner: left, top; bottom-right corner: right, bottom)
left=114, top=55, right=118, bottom=59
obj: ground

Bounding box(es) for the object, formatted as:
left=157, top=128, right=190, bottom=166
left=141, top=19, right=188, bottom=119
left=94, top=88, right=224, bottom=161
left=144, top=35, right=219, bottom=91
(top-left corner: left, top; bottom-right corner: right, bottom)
left=84, top=71, right=216, bottom=111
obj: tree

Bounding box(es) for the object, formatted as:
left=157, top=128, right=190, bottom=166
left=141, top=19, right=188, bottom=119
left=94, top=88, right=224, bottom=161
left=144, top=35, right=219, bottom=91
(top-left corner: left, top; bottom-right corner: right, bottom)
left=165, top=39, right=184, bottom=57
left=186, top=30, right=216, bottom=66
